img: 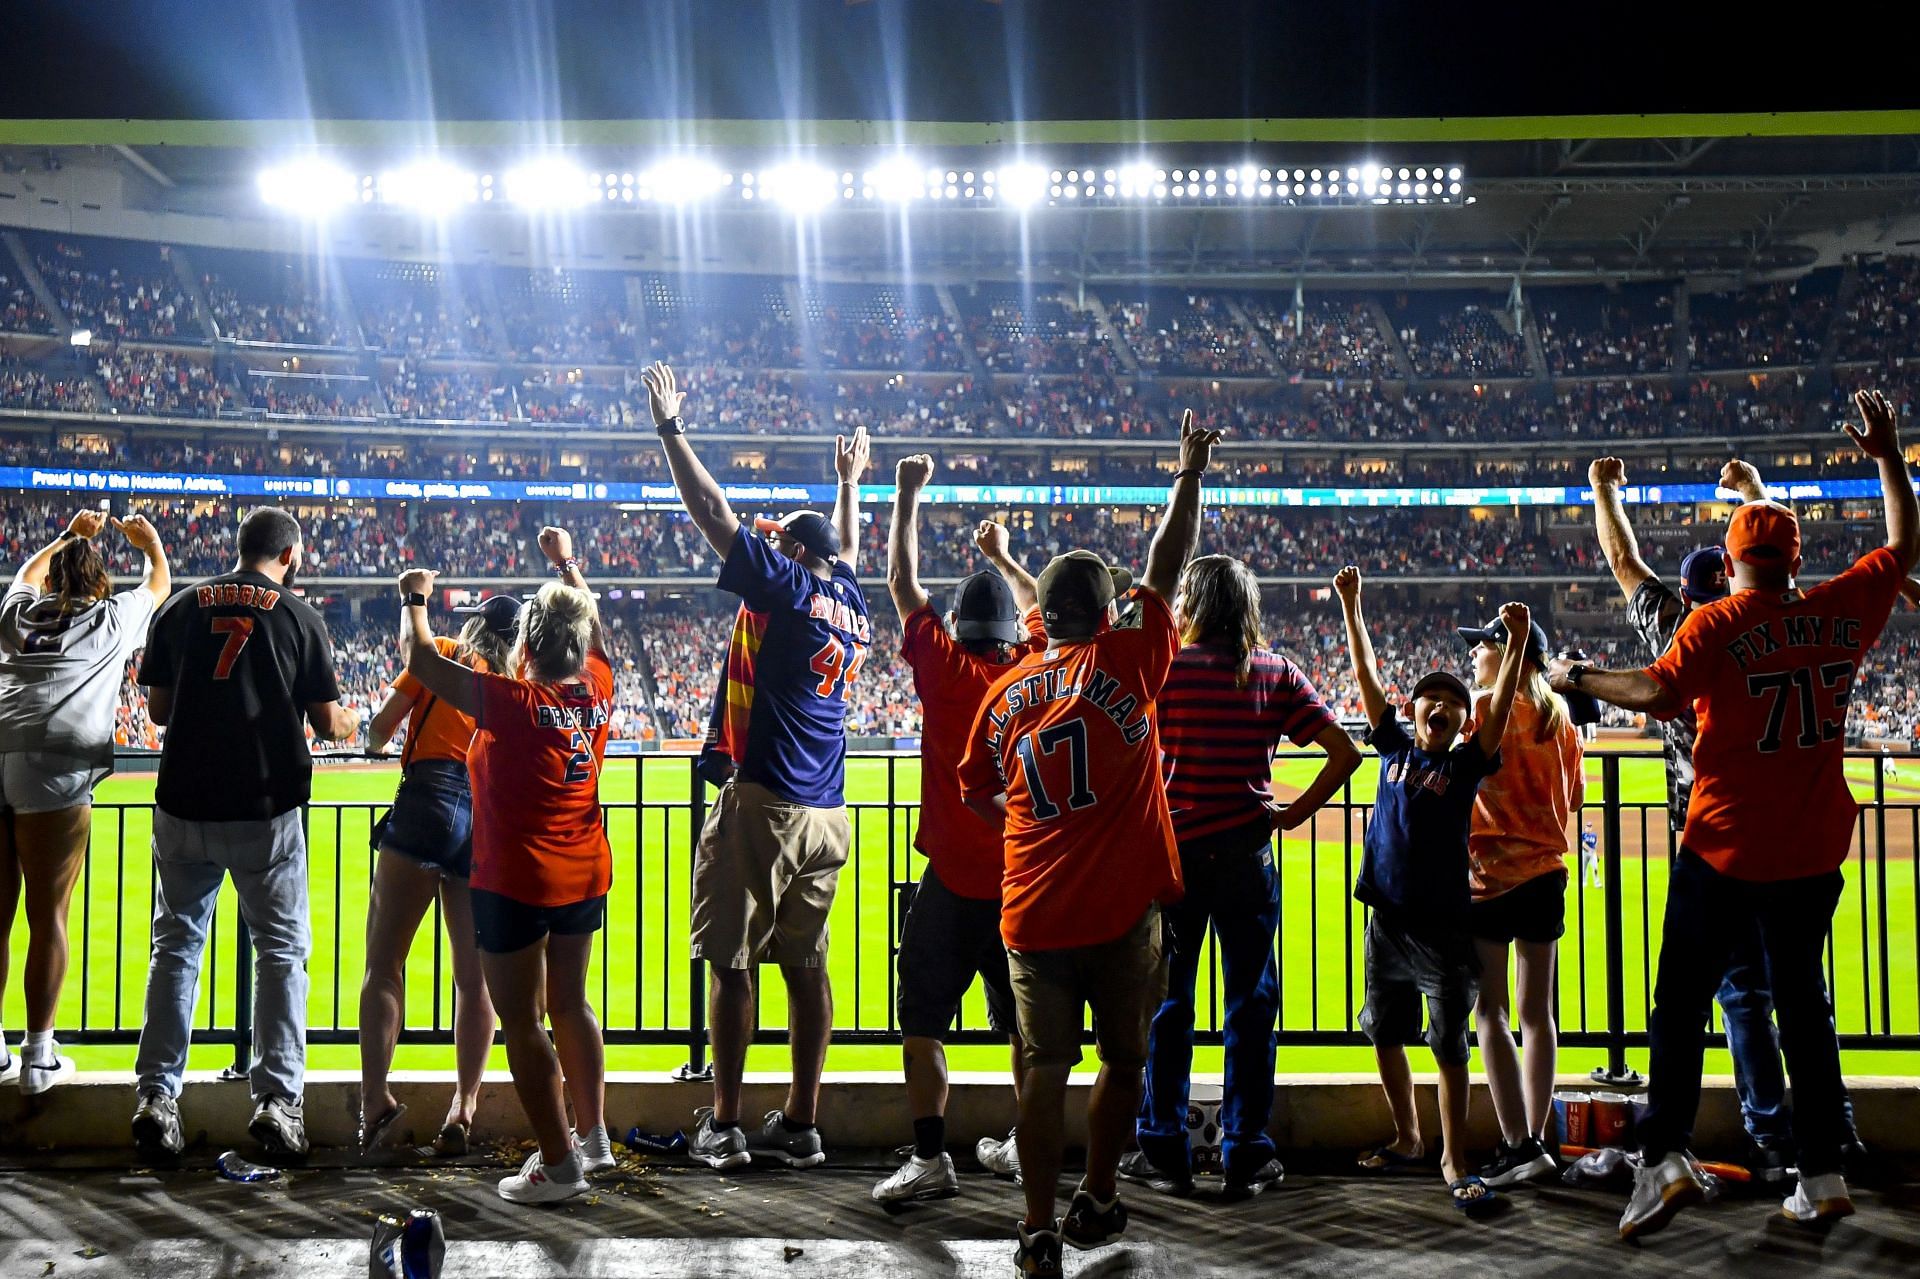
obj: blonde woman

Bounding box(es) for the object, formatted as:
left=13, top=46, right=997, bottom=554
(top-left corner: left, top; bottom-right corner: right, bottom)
left=1455, top=609, right=1583, bottom=1187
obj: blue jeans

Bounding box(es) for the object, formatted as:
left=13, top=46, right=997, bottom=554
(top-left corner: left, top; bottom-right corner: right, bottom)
left=1641, top=851, right=1850, bottom=1176
left=1137, top=819, right=1279, bottom=1180
left=1719, top=920, right=1858, bottom=1151
left=135, top=808, right=311, bottom=1104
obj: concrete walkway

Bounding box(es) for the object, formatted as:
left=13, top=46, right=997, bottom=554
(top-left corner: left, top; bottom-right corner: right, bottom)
left=2, top=1147, right=1917, bottom=1278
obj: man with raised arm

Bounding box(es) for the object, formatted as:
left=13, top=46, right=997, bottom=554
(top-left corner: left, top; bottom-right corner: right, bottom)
left=870, top=460, right=1047, bottom=1206
left=1337, top=566, right=1527, bottom=1218
left=1552, top=389, right=1918, bottom=1241
left=1589, top=454, right=1858, bottom=1182
left=643, top=361, right=874, bottom=1173
left=956, top=409, right=1221, bottom=1279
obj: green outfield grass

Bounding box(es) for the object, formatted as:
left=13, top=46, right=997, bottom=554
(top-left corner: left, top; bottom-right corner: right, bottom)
left=7, top=748, right=1917, bottom=1079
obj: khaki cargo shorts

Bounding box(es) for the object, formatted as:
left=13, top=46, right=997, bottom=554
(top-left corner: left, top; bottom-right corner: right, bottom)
left=1007, top=906, right=1165, bottom=1071
left=690, top=780, right=851, bottom=969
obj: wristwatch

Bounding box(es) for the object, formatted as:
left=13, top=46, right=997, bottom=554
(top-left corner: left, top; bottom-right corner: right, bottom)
left=402, top=591, right=428, bottom=607
left=656, top=415, right=686, bottom=437
left=1567, top=663, right=1591, bottom=689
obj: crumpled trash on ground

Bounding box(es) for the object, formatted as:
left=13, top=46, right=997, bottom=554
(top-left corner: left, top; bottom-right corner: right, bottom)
left=1562, top=1147, right=1722, bottom=1201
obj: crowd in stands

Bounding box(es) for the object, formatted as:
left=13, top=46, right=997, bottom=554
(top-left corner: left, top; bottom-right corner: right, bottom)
left=1689, top=275, right=1835, bottom=369
left=1835, top=256, right=1920, bottom=363
left=94, top=349, right=230, bottom=417
left=1240, top=296, right=1396, bottom=379
left=0, top=356, right=98, bottom=413
left=34, top=240, right=197, bottom=342
left=1108, top=293, right=1269, bottom=377
left=1395, top=302, right=1531, bottom=378
left=203, top=269, right=352, bottom=347
left=1537, top=292, right=1675, bottom=375
left=2, top=271, right=52, bottom=333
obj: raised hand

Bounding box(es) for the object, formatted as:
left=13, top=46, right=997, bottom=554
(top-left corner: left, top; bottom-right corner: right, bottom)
left=1846, top=388, right=1901, bottom=460
left=836, top=425, right=872, bottom=483
left=1333, top=565, right=1362, bottom=603
left=538, top=526, right=574, bottom=566
left=1588, top=457, right=1625, bottom=489
left=641, top=361, right=686, bottom=426
left=398, top=568, right=437, bottom=598
left=895, top=453, right=934, bottom=492
left=973, top=519, right=1011, bottom=561
left=1719, top=458, right=1764, bottom=497
left=1177, top=407, right=1224, bottom=474
left=1500, top=599, right=1531, bottom=638
left=113, top=513, right=162, bottom=554
left=66, top=509, right=107, bottom=540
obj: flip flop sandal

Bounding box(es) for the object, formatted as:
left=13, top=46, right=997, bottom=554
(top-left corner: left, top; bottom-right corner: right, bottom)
left=358, top=1102, right=409, bottom=1156
left=433, top=1120, right=470, bottom=1157
left=1450, top=1175, right=1500, bottom=1217
left=1357, top=1145, right=1425, bottom=1173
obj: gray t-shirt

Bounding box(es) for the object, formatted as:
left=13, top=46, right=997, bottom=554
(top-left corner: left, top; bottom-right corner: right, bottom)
left=0, top=583, right=158, bottom=766
left=1627, top=576, right=1695, bottom=833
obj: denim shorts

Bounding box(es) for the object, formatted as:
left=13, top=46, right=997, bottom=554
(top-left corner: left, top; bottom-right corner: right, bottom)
left=471, top=888, right=607, bottom=955
left=372, top=759, right=474, bottom=879
left=1468, top=868, right=1569, bottom=944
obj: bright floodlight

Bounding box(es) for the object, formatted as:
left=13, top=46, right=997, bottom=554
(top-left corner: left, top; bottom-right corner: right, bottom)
left=1116, top=161, right=1158, bottom=195
left=864, top=157, right=926, bottom=203
left=257, top=159, right=357, bottom=213
left=760, top=162, right=837, bottom=212
left=503, top=159, right=596, bottom=209
left=377, top=161, right=477, bottom=213
left=997, top=162, right=1051, bottom=207
left=68, top=328, right=92, bottom=347
left=643, top=158, right=728, bottom=203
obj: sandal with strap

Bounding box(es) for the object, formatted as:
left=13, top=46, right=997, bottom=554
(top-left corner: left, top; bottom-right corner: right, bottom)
left=433, top=1120, right=470, bottom=1157
left=1450, top=1175, right=1500, bottom=1217
left=1357, top=1144, right=1424, bottom=1173
left=358, top=1102, right=408, bottom=1156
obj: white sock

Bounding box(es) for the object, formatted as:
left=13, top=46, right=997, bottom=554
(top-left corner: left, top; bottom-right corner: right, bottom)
left=0, top=1029, right=9, bottom=1065
left=24, top=1030, right=54, bottom=1065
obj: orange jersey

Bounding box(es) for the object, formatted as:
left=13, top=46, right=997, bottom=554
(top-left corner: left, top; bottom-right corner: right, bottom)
left=391, top=636, right=486, bottom=767
left=901, top=604, right=1046, bottom=901
left=1468, top=692, right=1584, bottom=899
left=468, top=650, right=615, bottom=907
left=1647, top=546, right=1903, bottom=881
left=958, top=590, right=1183, bottom=951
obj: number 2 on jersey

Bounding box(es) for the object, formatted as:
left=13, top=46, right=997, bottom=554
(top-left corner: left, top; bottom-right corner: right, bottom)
left=808, top=635, right=867, bottom=697
left=209, top=616, right=255, bottom=680
left=1013, top=717, right=1099, bottom=821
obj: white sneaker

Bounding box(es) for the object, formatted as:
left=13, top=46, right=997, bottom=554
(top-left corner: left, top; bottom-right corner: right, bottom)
left=498, top=1148, right=589, bottom=1204
left=20, top=1053, right=75, bottom=1097
left=1618, top=1151, right=1705, bottom=1241
left=977, top=1127, right=1022, bottom=1179
left=871, top=1151, right=959, bottom=1204
left=1781, top=1172, right=1855, bottom=1224
left=0, top=1050, right=18, bottom=1087
left=576, top=1125, right=616, bottom=1175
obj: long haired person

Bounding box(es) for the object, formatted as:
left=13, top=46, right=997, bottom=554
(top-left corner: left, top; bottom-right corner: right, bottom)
left=1455, top=608, right=1584, bottom=1186
left=356, top=593, right=520, bottom=1155
left=395, top=527, right=612, bottom=1204
left=1125, top=554, right=1359, bottom=1198
left=0, top=508, right=168, bottom=1093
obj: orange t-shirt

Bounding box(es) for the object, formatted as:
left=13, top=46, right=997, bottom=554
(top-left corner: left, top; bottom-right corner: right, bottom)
left=958, top=590, right=1183, bottom=951
left=901, top=603, right=1047, bottom=901
left=1647, top=545, right=1903, bottom=881
left=468, top=650, right=615, bottom=907
left=392, top=636, right=485, bottom=767
left=1467, top=692, right=1584, bottom=899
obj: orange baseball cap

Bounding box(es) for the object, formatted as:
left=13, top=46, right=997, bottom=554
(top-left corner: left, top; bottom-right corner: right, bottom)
left=1725, top=500, right=1801, bottom=565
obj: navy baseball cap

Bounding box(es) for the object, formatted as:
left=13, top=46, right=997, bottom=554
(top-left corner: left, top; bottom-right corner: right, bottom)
left=952, top=571, right=1023, bottom=644
left=1457, top=612, right=1551, bottom=666
left=452, top=593, right=523, bottom=640
left=754, top=510, right=841, bottom=561
left=1410, top=670, right=1472, bottom=706
left=1679, top=545, right=1730, bottom=603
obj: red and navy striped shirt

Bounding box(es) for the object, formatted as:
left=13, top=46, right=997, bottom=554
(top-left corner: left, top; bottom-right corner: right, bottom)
left=1159, top=642, right=1337, bottom=842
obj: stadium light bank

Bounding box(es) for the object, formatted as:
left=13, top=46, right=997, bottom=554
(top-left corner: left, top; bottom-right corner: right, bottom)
left=257, top=156, right=1466, bottom=216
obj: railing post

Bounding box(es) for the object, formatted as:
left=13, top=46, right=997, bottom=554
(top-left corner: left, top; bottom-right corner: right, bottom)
left=1591, top=754, right=1642, bottom=1086
left=675, top=755, right=713, bottom=1082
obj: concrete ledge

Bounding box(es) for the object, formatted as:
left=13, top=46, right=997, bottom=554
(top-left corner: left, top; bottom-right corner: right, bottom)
left=3, top=1071, right=1915, bottom=1155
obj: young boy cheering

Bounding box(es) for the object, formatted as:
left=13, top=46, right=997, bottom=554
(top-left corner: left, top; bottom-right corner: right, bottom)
left=1333, top=566, right=1528, bottom=1216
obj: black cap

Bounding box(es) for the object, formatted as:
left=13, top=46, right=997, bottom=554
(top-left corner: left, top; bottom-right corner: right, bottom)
left=754, top=511, right=841, bottom=561
left=1457, top=613, right=1551, bottom=667
left=1410, top=670, right=1473, bottom=706
left=1036, top=550, right=1133, bottom=636
left=952, top=571, right=1022, bottom=644
left=452, top=593, right=523, bottom=640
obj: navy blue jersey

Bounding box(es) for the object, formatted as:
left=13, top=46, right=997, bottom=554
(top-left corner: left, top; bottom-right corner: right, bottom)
left=713, top=526, right=871, bottom=807
left=1354, top=710, right=1501, bottom=934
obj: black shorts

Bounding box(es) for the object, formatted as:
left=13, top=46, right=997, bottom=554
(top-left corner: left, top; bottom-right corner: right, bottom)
left=1468, top=869, right=1569, bottom=944
left=372, top=760, right=474, bottom=879
left=471, top=888, right=606, bottom=955
left=1359, top=914, right=1479, bottom=1066
left=896, top=866, right=1017, bottom=1037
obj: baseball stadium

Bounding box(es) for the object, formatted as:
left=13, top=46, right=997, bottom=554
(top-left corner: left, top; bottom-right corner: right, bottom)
left=0, top=3, right=1918, bottom=1276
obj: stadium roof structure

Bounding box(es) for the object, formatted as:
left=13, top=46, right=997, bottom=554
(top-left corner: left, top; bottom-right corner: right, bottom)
left=2, top=124, right=1918, bottom=287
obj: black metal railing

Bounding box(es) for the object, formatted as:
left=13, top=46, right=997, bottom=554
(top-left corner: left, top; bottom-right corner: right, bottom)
left=47, top=750, right=1920, bottom=1077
